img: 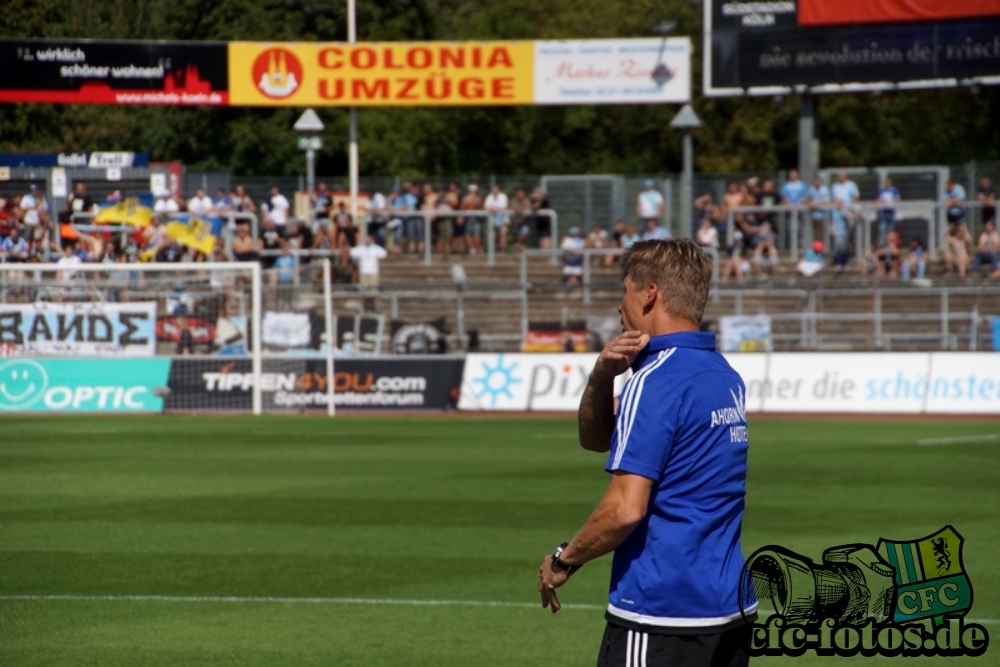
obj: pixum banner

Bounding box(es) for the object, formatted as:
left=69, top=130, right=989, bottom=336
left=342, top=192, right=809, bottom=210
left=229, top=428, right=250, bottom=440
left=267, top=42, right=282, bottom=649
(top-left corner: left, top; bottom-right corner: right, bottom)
left=0, top=302, right=157, bottom=357
left=0, top=38, right=690, bottom=107
left=459, top=353, right=602, bottom=411
left=165, top=357, right=464, bottom=411
left=0, top=358, right=170, bottom=412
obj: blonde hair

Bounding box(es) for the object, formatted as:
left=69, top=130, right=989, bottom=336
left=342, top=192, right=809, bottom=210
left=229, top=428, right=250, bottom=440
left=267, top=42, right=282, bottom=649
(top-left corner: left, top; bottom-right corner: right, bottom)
left=620, top=239, right=713, bottom=325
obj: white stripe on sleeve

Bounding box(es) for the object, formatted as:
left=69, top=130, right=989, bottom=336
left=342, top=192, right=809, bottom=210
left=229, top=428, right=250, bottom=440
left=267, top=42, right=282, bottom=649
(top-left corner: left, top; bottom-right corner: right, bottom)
left=612, top=348, right=675, bottom=470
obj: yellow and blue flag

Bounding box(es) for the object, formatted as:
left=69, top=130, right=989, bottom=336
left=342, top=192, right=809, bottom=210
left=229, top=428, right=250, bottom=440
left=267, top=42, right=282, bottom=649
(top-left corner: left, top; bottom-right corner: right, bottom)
left=94, top=193, right=154, bottom=227
left=164, top=214, right=225, bottom=255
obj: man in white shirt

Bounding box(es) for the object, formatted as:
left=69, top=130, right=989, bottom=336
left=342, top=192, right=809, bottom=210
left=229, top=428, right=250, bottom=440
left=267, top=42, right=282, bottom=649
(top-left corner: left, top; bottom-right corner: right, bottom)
left=187, top=188, right=215, bottom=216
left=350, top=234, right=389, bottom=311
left=21, top=184, right=49, bottom=228
left=485, top=185, right=509, bottom=251
left=636, top=179, right=664, bottom=227
left=267, top=185, right=290, bottom=229
left=367, top=190, right=388, bottom=247
left=154, top=189, right=180, bottom=216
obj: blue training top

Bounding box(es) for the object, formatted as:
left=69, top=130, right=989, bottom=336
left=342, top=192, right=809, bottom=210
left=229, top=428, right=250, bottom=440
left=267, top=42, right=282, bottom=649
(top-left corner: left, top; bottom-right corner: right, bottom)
left=605, top=330, right=752, bottom=633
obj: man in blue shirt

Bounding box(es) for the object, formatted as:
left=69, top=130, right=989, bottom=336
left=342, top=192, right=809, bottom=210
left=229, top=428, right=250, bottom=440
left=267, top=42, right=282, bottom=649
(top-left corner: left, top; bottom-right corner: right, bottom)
left=875, top=177, right=901, bottom=247
left=780, top=168, right=808, bottom=206
left=538, top=239, right=753, bottom=667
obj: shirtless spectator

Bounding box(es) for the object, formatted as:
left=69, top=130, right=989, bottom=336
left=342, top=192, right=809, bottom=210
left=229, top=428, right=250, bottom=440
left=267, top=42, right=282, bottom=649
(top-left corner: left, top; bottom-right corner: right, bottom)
left=973, top=220, right=1000, bottom=274
left=511, top=188, right=532, bottom=252
left=460, top=183, right=485, bottom=255
left=941, top=221, right=971, bottom=278
left=230, top=185, right=256, bottom=214
left=586, top=224, right=614, bottom=267
left=333, top=201, right=356, bottom=260
left=420, top=183, right=440, bottom=253
left=977, top=177, right=997, bottom=228
left=233, top=222, right=260, bottom=262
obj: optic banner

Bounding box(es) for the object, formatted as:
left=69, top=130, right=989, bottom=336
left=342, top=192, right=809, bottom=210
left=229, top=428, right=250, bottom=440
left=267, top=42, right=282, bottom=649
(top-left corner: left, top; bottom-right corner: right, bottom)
left=227, top=41, right=535, bottom=106
left=705, top=0, right=1000, bottom=95
left=0, top=39, right=228, bottom=105
left=0, top=38, right=691, bottom=107
left=0, top=357, right=170, bottom=412
left=0, top=302, right=157, bottom=357
left=165, top=357, right=464, bottom=411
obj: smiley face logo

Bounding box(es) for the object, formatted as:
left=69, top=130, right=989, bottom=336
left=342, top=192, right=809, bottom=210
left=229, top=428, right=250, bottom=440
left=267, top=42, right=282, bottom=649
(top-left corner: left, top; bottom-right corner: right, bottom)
left=0, top=359, right=48, bottom=410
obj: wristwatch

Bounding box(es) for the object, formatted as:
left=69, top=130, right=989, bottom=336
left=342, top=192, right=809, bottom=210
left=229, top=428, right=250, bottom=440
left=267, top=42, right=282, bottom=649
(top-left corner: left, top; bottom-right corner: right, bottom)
left=551, top=542, right=582, bottom=575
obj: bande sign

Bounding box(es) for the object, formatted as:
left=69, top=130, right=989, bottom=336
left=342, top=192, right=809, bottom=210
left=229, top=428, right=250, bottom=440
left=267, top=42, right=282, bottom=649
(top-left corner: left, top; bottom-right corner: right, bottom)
left=0, top=302, right=157, bottom=357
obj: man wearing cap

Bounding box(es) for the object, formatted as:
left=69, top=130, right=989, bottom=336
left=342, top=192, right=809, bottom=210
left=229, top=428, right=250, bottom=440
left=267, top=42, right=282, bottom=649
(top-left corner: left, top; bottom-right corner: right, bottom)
left=636, top=180, right=664, bottom=231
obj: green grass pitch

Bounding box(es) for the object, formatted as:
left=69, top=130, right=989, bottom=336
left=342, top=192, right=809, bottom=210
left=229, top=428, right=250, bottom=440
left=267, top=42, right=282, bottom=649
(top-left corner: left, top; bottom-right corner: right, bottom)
left=1, top=415, right=998, bottom=666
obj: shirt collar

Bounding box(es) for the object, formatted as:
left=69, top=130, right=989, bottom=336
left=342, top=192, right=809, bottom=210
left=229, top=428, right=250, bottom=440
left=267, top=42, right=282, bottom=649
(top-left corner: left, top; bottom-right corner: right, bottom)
left=632, top=331, right=716, bottom=371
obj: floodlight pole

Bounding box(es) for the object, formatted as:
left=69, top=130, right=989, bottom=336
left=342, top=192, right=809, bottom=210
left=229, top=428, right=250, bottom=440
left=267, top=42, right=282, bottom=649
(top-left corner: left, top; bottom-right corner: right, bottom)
left=348, top=0, right=360, bottom=236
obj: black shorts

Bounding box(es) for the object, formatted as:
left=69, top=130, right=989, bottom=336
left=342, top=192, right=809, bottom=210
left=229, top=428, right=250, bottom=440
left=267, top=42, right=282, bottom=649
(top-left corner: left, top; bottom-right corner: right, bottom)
left=596, top=622, right=751, bottom=667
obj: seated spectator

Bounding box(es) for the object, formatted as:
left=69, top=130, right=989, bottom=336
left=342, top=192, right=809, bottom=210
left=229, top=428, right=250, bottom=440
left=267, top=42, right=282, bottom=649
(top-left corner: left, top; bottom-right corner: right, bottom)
left=902, top=237, right=927, bottom=282
left=214, top=188, right=232, bottom=215
left=879, top=229, right=902, bottom=278
left=941, top=221, right=971, bottom=278
left=641, top=218, right=670, bottom=241
left=561, top=226, right=585, bottom=286
left=610, top=219, right=628, bottom=247
left=977, top=176, right=996, bottom=227
left=695, top=217, right=719, bottom=250
left=286, top=221, right=314, bottom=259
left=721, top=230, right=747, bottom=282
left=586, top=224, right=614, bottom=267
left=1, top=226, right=29, bottom=261
left=751, top=226, right=780, bottom=278
left=973, top=220, right=1000, bottom=274
left=693, top=193, right=722, bottom=232
left=188, top=188, right=215, bottom=217
left=231, top=184, right=256, bottom=214
left=875, top=177, right=900, bottom=246
left=861, top=243, right=883, bottom=278
left=756, top=179, right=779, bottom=227
left=620, top=225, right=641, bottom=249
left=797, top=240, right=825, bottom=278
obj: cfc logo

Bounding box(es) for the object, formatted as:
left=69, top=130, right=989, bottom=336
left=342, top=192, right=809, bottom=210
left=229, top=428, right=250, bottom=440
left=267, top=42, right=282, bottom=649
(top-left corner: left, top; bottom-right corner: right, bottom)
left=252, top=48, right=302, bottom=99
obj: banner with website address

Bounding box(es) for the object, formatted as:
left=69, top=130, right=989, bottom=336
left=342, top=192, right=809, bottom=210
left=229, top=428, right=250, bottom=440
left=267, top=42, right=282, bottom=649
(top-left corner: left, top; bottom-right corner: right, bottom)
left=164, top=357, right=464, bottom=411
left=459, top=352, right=1000, bottom=414
left=0, top=358, right=170, bottom=412
left=0, top=38, right=690, bottom=107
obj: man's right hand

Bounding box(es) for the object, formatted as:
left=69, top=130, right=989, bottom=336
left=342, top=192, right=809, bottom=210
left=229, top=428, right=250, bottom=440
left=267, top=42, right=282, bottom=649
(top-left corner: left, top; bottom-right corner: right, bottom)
left=592, top=331, right=650, bottom=384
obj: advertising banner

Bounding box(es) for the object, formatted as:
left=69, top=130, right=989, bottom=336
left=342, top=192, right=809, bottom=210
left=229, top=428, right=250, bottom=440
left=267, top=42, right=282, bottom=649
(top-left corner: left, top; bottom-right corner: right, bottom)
left=0, top=39, right=228, bottom=105
left=165, top=357, right=464, bottom=411
left=0, top=357, right=170, bottom=412
left=227, top=41, right=535, bottom=107
left=705, top=0, right=1000, bottom=95
left=0, top=302, right=157, bottom=357
left=533, top=38, right=690, bottom=105
left=461, top=352, right=1000, bottom=414
left=0, top=38, right=690, bottom=107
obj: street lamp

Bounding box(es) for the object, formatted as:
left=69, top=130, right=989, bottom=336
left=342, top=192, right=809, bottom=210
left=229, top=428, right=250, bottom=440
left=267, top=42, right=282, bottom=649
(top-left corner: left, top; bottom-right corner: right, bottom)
left=294, top=108, right=325, bottom=229
left=670, top=104, right=702, bottom=239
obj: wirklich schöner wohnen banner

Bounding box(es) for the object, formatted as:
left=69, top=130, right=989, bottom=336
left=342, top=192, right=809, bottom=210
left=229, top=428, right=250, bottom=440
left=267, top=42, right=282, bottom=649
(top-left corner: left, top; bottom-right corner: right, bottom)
left=458, top=353, right=1000, bottom=415
left=0, top=302, right=157, bottom=357
left=0, top=38, right=690, bottom=107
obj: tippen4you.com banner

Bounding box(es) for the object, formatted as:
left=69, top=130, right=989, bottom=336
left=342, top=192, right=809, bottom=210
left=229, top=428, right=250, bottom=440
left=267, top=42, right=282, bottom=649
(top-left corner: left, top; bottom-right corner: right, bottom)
left=460, top=353, right=1000, bottom=414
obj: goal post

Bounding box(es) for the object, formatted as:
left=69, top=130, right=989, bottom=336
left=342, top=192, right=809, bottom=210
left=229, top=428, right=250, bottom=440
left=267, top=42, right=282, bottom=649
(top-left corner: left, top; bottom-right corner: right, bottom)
left=0, top=261, right=265, bottom=415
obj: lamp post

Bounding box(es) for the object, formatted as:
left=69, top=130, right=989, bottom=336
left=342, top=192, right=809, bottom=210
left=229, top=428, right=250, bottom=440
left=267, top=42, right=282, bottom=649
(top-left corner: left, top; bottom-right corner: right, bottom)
left=294, top=108, right=325, bottom=229
left=670, top=104, right=702, bottom=239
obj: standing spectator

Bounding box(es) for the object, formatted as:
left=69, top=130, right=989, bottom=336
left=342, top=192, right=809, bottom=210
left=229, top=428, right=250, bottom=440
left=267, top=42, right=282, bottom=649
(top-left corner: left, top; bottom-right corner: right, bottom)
left=420, top=183, right=440, bottom=254
left=350, top=234, right=388, bottom=312
left=231, top=184, right=256, bottom=214
left=272, top=239, right=298, bottom=309
left=693, top=193, right=721, bottom=229
left=436, top=183, right=457, bottom=255
left=512, top=188, right=532, bottom=252
left=267, top=185, right=291, bottom=230
left=21, top=184, right=49, bottom=231
left=258, top=217, right=282, bottom=269
left=153, top=189, right=180, bottom=217
left=875, top=177, right=901, bottom=246
left=806, top=175, right=831, bottom=245
left=635, top=179, right=664, bottom=230
left=386, top=187, right=407, bottom=254
left=67, top=182, right=94, bottom=218
left=213, top=188, right=232, bottom=214
left=830, top=171, right=860, bottom=270
left=977, top=176, right=996, bottom=227
left=460, top=184, right=485, bottom=255
left=314, top=182, right=332, bottom=222
left=367, top=189, right=388, bottom=247
left=560, top=226, right=585, bottom=286
left=641, top=217, right=670, bottom=241
left=780, top=169, right=808, bottom=207
left=484, top=184, right=509, bottom=252
left=901, top=237, right=927, bottom=282
left=232, top=222, right=259, bottom=262
left=286, top=221, right=313, bottom=254
left=756, top=179, right=779, bottom=227
left=973, top=220, right=1000, bottom=274
left=175, top=313, right=195, bottom=355
left=610, top=219, right=628, bottom=248
left=187, top=188, right=215, bottom=217
left=397, top=182, right=420, bottom=255
left=530, top=187, right=552, bottom=250
left=944, top=178, right=967, bottom=225
left=878, top=229, right=902, bottom=278
left=333, top=201, right=356, bottom=252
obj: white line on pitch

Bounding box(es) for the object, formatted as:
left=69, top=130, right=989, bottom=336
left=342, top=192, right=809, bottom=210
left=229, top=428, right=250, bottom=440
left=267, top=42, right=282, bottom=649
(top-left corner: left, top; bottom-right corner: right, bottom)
left=0, top=594, right=603, bottom=610
left=917, top=434, right=1000, bottom=446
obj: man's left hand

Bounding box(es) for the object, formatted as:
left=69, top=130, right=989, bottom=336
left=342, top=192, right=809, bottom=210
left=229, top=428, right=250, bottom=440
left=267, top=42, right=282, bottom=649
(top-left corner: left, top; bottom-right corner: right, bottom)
left=538, top=555, right=570, bottom=613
